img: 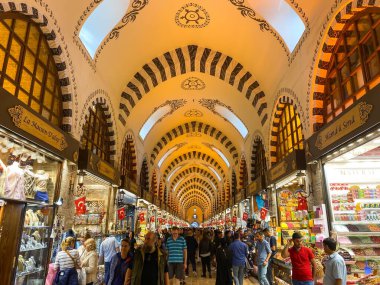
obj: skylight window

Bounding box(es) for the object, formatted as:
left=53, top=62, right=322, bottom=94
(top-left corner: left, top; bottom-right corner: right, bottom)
left=208, top=166, right=221, bottom=181
left=158, top=146, right=178, bottom=167
left=215, top=105, right=248, bottom=138
left=248, top=0, right=305, bottom=52
left=79, top=0, right=130, bottom=58
left=211, top=146, right=230, bottom=168
left=167, top=166, right=182, bottom=182
left=139, top=105, right=171, bottom=140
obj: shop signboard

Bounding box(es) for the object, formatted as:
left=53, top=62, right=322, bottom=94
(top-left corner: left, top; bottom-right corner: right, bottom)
left=306, top=83, right=380, bottom=161
left=235, top=191, right=243, bottom=204
left=0, top=88, right=79, bottom=162
left=144, top=192, right=153, bottom=203
left=267, top=150, right=306, bottom=184
left=78, top=149, right=120, bottom=186
left=121, top=175, right=139, bottom=197
left=247, top=176, right=263, bottom=196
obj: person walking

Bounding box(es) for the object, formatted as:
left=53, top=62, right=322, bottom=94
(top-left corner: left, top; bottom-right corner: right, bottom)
left=263, top=228, right=277, bottom=285
left=255, top=231, right=271, bottom=285
left=228, top=232, right=248, bottom=285
left=281, top=232, right=317, bottom=285
left=80, top=238, right=98, bottom=285
left=108, top=238, right=133, bottom=285
left=54, top=237, right=81, bottom=285
left=185, top=229, right=198, bottom=278
left=215, top=238, right=233, bottom=285
left=166, top=227, right=187, bottom=285
left=323, top=238, right=347, bottom=285
left=99, top=234, right=120, bottom=285
left=199, top=232, right=212, bottom=278
left=129, top=231, right=169, bottom=285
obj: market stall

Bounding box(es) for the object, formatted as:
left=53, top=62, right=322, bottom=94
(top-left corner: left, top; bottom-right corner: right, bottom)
left=0, top=88, right=79, bottom=285
left=306, top=84, right=380, bottom=284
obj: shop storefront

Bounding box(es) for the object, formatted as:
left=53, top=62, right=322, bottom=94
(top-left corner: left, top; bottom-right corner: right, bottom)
left=268, top=150, right=329, bottom=285
left=74, top=149, right=120, bottom=250
left=0, top=88, right=79, bottom=285
left=307, top=84, right=380, bottom=283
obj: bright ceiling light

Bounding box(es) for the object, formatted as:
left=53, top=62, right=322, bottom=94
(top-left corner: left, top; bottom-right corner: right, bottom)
left=214, top=105, right=248, bottom=138
left=211, top=146, right=230, bottom=168
left=208, top=166, right=221, bottom=181
left=139, top=105, right=171, bottom=140
left=248, top=0, right=305, bottom=52
left=79, top=0, right=130, bottom=58
left=167, top=166, right=183, bottom=182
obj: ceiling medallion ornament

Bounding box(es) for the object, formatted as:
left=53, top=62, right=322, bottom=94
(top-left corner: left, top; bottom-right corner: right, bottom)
left=181, top=77, right=206, bottom=90
left=175, top=3, right=210, bottom=29
left=199, top=98, right=243, bottom=123
left=153, top=99, right=187, bottom=124
left=184, top=109, right=203, bottom=117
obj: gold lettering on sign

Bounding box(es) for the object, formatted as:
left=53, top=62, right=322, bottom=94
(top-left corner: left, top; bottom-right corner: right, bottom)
left=269, top=161, right=288, bottom=181
left=8, top=105, right=68, bottom=151
left=248, top=182, right=257, bottom=195
left=315, top=102, right=373, bottom=150
left=97, top=160, right=116, bottom=180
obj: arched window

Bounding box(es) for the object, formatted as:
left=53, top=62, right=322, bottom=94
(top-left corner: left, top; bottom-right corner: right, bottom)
left=275, top=103, right=304, bottom=162
left=120, top=137, right=137, bottom=182
left=0, top=13, right=62, bottom=126
left=140, top=159, right=149, bottom=194
left=324, top=11, right=380, bottom=123
left=80, top=104, right=111, bottom=162
left=252, top=138, right=267, bottom=181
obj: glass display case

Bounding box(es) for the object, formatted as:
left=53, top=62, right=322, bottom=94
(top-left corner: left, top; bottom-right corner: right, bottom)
left=16, top=203, right=54, bottom=285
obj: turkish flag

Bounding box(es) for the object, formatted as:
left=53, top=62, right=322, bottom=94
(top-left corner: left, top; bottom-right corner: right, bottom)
left=150, top=216, right=155, bottom=223
left=242, top=212, right=249, bottom=221
left=117, top=207, right=126, bottom=220
left=139, top=212, right=145, bottom=222
left=260, top=207, right=268, bottom=220
left=232, top=216, right=237, bottom=223
left=74, top=196, right=86, bottom=215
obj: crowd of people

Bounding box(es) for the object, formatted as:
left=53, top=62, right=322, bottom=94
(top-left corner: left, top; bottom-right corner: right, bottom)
left=51, top=227, right=347, bottom=285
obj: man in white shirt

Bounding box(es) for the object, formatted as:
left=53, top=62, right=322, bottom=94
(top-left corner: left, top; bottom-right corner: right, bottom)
left=323, top=238, right=346, bottom=285
left=99, top=234, right=120, bottom=284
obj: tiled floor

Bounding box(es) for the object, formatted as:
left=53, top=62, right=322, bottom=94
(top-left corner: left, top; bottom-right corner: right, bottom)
left=170, top=268, right=259, bottom=284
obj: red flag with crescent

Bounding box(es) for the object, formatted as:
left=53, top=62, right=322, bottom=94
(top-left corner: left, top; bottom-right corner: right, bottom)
left=242, top=212, right=249, bottom=221
left=139, top=212, right=145, bottom=222
left=74, top=196, right=86, bottom=215
left=260, top=207, right=268, bottom=220
left=117, top=207, right=126, bottom=220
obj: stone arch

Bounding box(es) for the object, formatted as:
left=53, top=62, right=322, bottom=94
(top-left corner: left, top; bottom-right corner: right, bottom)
left=163, top=151, right=225, bottom=178
left=170, top=167, right=219, bottom=190
left=269, top=97, right=305, bottom=165
left=0, top=2, right=77, bottom=132
left=176, top=176, right=216, bottom=196
left=79, top=93, right=117, bottom=161
left=151, top=169, right=158, bottom=197
left=177, top=184, right=214, bottom=205
left=250, top=133, right=268, bottom=181
left=140, top=157, right=149, bottom=195
left=231, top=171, right=237, bottom=197
left=120, top=132, right=138, bottom=183
left=119, top=45, right=268, bottom=126
left=158, top=180, right=165, bottom=202
left=151, top=121, right=239, bottom=165
left=238, top=155, right=248, bottom=190
left=310, top=1, right=379, bottom=132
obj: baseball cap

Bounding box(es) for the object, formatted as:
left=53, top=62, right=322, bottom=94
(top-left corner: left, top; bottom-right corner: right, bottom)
left=292, top=232, right=303, bottom=239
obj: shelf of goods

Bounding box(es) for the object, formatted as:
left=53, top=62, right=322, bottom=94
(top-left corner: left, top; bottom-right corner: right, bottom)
left=272, top=258, right=292, bottom=285
left=330, top=182, right=380, bottom=279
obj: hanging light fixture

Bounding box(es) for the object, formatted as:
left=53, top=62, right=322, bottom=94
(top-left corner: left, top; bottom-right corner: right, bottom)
left=296, top=171, right=306, bottom=187
left=78, top=170, right=86, bottom=187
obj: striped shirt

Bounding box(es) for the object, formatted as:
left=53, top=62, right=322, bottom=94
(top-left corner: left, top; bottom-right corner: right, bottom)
left=166, top=236, right=187, bottom=263
left=54, top=249, right=80, bottom=270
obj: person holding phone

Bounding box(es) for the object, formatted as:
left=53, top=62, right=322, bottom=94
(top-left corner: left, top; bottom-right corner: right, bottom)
left=281, top=232, right=317, bottom=285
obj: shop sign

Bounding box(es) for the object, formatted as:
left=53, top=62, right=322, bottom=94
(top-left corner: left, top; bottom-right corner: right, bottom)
left=306, top=84, right=380, bottom=161
left=144, top=192, right=153, bottom=203
left=0, top=89, right=79, bottom=162
left=97, top=160, right=116, bottom=181
left=315, top=102, right=372, bottom=150
left=235, top=192, right=242, bottom=203
left=8, top=105, right=68, bottom=151
left=247, top=176, right=263, bottom=196
left=267, top=150, right=306, bottom=184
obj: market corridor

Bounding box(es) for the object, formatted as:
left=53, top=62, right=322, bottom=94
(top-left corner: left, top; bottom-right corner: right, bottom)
left=171, top=273, right=259, bottom=285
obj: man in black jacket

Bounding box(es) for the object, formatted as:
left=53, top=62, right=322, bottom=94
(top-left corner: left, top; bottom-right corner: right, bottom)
left=185, top=229, right=198, bottom=277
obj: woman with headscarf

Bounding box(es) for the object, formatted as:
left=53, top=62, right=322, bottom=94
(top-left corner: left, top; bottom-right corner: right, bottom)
left=80, top=238, right=98, bottom=285
left=215, top=238, right=233, bottom=285
left=54, top=236, right=81, bottom=285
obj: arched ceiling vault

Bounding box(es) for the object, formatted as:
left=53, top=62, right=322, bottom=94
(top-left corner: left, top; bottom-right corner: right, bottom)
left=177, top=184, right=214, bottom=207
left=170, top=166, right=219, bottom=190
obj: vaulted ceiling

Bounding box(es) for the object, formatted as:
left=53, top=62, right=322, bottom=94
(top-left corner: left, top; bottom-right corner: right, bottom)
left=41, top=0, right=338, bottom=220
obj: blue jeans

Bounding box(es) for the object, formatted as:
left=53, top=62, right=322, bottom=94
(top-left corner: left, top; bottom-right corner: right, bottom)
left=292, top=280, right=314, bottom=285
left=258, top=264, right=270, bottom=285
left=232, top=265, right=245, bottom=285
left=266, top=260, right=273, bottom=285
left=55, top=268, right=78, bottom=285
left=104, top=262, right=111, bottom=284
